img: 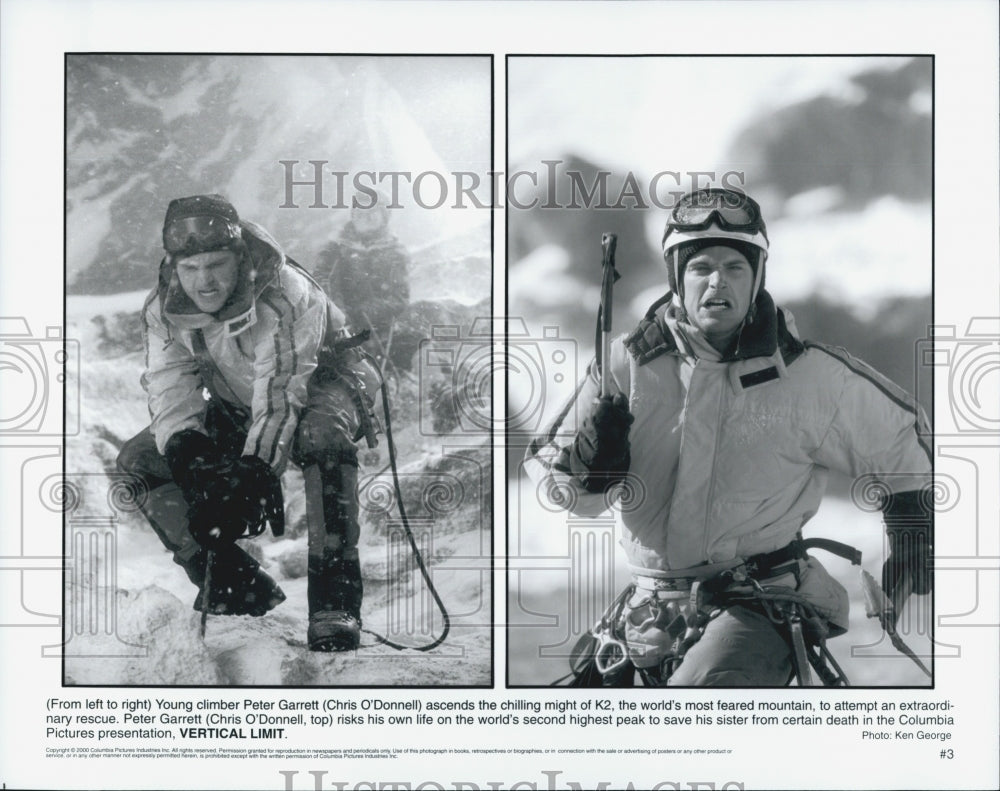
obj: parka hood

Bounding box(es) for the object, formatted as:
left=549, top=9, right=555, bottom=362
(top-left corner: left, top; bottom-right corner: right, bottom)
left=158, top=219, right=285, bottom=336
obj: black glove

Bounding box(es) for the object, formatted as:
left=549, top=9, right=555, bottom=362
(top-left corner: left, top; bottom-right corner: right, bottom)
left=187, top=455, right=285, bottom=548
left=881, top=489, right=933, bottom=603
left=569, top=393, right=635, bottom=493
left=188, top=498, right=252, bottom=548
left=163, top=429, right=225, bottom=504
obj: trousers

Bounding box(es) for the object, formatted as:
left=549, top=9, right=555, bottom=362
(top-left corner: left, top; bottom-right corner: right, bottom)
left=666, top=605, right=794, bottom=686
left=117, top=370, right=370, bottom=618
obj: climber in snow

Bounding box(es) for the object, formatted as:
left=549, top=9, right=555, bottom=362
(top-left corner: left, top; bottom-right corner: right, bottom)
left=117, top=194, right=382, bottom=652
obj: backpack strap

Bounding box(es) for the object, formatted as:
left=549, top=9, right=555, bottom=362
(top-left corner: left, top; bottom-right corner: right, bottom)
left=190, top=330, right=237, bottom=404
left=190, top=329, right=251, bottom=438
left=776, top=309, right=806, bottom=366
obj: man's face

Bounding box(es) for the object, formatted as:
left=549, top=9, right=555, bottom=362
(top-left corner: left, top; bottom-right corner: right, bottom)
left=681, top=245, right=755, bottom=349
left=175, top=249, right=240, bottom=313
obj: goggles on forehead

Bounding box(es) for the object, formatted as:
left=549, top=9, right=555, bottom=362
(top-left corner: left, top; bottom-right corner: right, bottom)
left=163, top=215, right=241, bottom=256
left=667, top=189, right=768, bottom=239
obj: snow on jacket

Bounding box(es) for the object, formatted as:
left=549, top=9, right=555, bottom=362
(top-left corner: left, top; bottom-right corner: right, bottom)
left=140, top=220, right=347, bottom=473
left=525, top=290, right=933, bottom=577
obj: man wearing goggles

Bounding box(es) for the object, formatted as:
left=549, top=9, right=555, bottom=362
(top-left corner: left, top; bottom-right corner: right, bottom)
left=526, top=187, right=932, bottom=686
left=117, top=194, right=382, bottom=653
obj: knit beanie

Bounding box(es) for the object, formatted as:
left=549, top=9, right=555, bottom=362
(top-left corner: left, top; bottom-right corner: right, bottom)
left=165, top=193, right=238, bottom=225
left=162, top=194, right=242, bottom=255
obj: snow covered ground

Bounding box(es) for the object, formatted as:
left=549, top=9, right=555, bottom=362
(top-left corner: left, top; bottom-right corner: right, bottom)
left=63, top=291, right=492, bottom=686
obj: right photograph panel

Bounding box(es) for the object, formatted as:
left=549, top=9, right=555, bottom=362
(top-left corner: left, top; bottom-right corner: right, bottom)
left=506, top=55, right=933, bottom=688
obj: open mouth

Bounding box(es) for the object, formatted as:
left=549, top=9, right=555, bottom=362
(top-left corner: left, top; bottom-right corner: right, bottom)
left=701, top=297, right=731, bottom=310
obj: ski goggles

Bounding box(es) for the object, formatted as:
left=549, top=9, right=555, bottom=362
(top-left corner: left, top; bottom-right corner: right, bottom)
left=666, top=189, right=768, bottom=239
left=163, top=215, right=241, bottom=256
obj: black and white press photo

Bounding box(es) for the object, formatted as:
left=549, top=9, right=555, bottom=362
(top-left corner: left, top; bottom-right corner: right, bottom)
left=2, top=2, right=1000, bottom=790
left=506, top=55, right=934, bottom=688
left=63, top=54, right=492, bottom=686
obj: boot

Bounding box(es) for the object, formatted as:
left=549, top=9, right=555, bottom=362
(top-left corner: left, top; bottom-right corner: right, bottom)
left=303, top=448, right=364, bottom=652
left=177, top=544, right=286, bottom=617
left=308, top=610, right=362, bottom=652
left=307, top=551, right=363, bottom=651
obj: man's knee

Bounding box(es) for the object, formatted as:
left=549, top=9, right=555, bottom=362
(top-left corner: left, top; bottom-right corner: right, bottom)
left=117, top=428, right=160, bottom=474
left=665, top=607, right=792, bottom=687
left=294, top=411, right=356, bottom=466
left=117, top=432, right=142, bottom=473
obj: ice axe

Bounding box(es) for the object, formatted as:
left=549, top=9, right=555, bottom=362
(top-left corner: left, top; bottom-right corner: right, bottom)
left=860, top=568, right=932, bottom=678
left=595, top=232, right=620, bottom=396
left=200, top=550, right=214, bottom=638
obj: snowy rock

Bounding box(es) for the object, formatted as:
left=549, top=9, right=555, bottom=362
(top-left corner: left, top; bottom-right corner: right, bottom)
left=65, top=585, right=223, bottom=686
left=274, top=540, right=309, bottom=580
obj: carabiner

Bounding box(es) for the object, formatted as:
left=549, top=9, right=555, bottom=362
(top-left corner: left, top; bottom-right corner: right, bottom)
left=594, top=633, right=630, bottom=675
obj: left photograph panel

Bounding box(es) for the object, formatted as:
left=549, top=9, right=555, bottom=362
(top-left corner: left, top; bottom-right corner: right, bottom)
left=63, top=54, right=493, bottom=687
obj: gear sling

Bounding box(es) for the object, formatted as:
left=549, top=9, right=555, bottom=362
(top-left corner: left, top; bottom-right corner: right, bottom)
left=559, top=537, right=862, bottom=687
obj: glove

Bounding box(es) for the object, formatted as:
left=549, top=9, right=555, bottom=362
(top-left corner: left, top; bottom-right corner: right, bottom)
left=569, top=392, right=635, bottom=493
left=163, top=429, right=225, bottom=504
left=188, top=455, right=285, bottom=548
left=188, top=498, right=250, bottom=548
left=881, top=489, right=933, bottom=605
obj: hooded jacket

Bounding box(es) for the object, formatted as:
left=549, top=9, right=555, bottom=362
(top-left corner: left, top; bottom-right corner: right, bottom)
left=140, top=220, right=347, bottom=473
left=525, top=291, right=933, bottom=577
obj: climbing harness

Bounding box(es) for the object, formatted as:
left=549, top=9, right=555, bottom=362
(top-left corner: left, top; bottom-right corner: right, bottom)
left=554, top=537, right=915, bottom=687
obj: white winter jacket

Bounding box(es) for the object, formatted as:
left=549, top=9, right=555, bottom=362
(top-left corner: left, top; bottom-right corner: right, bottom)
left=140, top=221, right=347, bottom=473
left=525, top=291, right=932, bottom=581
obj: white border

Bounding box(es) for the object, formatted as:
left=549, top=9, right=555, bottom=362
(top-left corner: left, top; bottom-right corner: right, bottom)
left=1, top=2, right=997, bottom=790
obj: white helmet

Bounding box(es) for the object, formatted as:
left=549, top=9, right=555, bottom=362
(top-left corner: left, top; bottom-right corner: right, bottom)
left=662, top=188, right=769, bottom=301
